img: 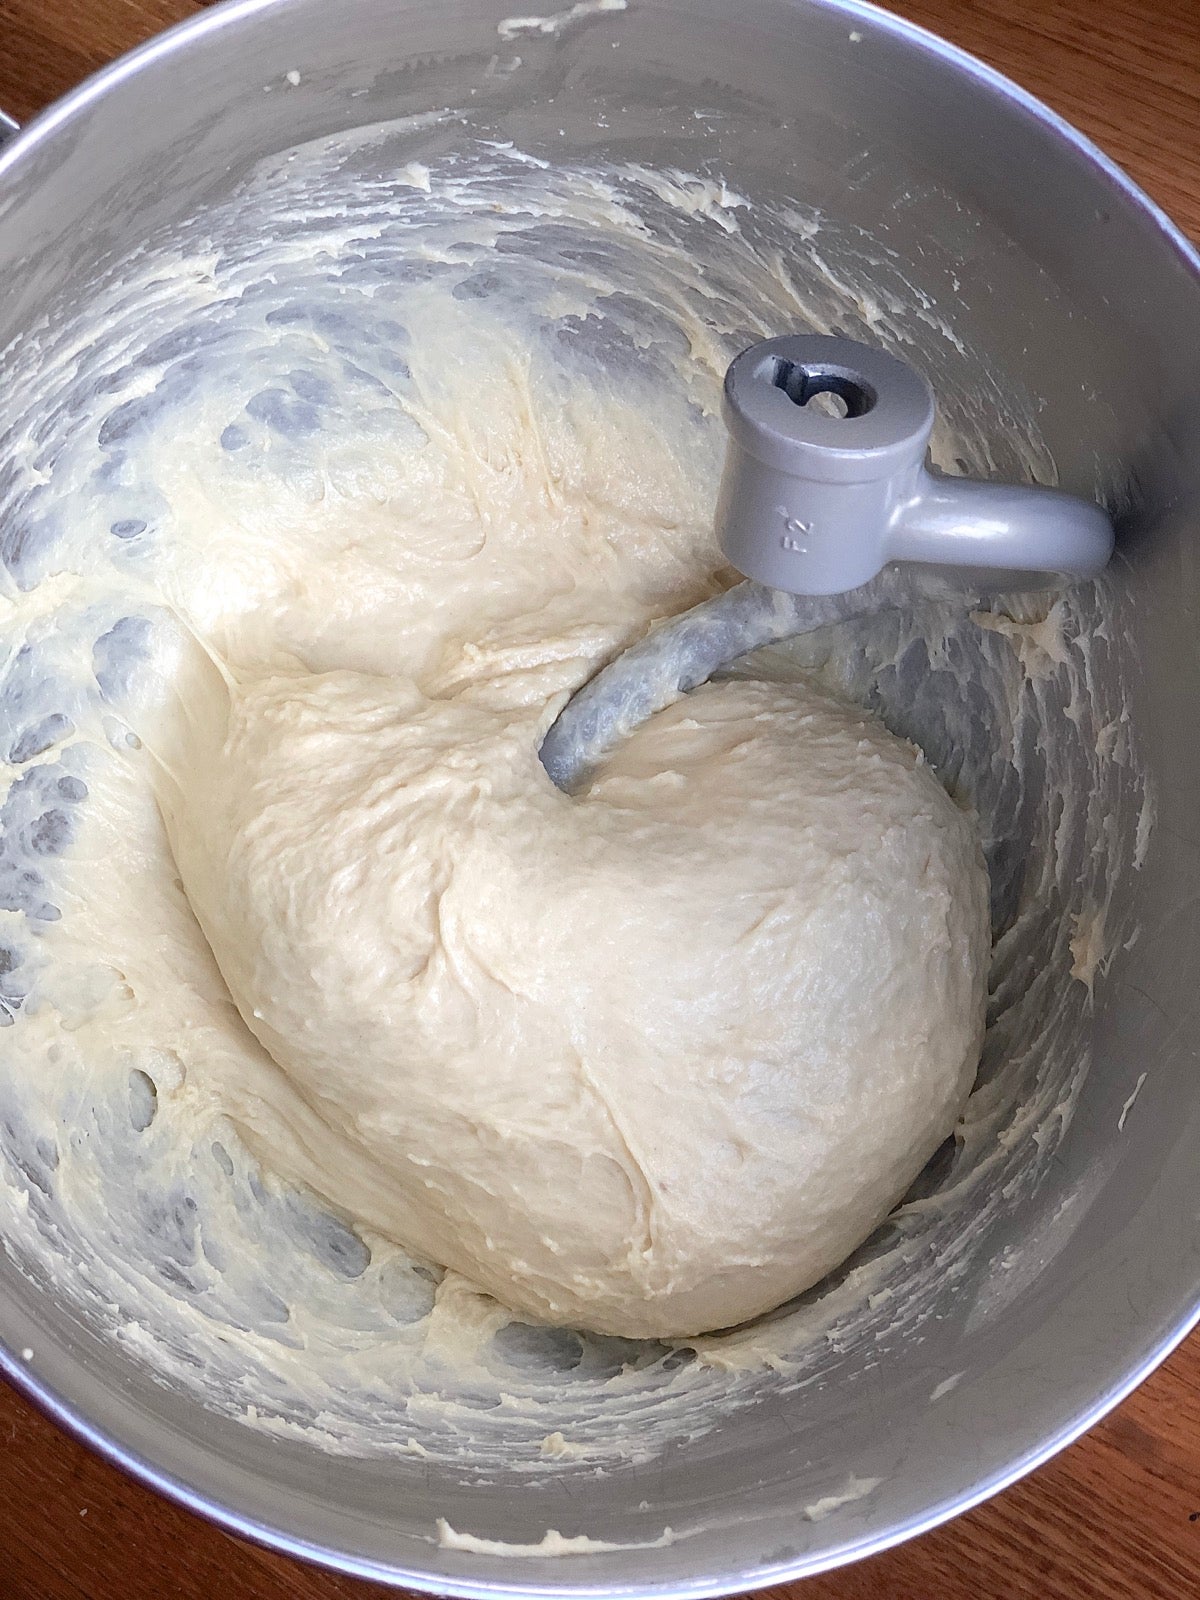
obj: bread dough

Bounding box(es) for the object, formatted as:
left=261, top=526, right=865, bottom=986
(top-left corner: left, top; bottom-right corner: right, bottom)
left=145, top=280, right=989, bottom=1338
left=162, top=658, right=988, bottom=1339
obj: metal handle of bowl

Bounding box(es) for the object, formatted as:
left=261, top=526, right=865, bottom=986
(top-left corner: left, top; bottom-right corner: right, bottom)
left=718, top=334, right=1115, bottom=595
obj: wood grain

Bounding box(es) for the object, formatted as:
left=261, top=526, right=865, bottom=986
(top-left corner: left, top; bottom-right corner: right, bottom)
left=1, top=2, right=1198, bottom=1597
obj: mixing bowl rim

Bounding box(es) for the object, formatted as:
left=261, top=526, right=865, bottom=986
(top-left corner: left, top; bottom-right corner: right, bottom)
left=7, top=1308, right=1200, bottom=1597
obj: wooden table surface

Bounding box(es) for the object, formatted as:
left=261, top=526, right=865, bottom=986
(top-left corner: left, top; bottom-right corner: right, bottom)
left=1, top=2, right=1198, bottom=1598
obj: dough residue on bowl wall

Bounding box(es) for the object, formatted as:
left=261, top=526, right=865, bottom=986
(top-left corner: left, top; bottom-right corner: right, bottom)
left=0, top=126, right=1148, bottom=1488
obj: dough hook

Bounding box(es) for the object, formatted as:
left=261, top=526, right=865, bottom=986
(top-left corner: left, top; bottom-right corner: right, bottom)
left=539, top=334, right=1115, bottom=791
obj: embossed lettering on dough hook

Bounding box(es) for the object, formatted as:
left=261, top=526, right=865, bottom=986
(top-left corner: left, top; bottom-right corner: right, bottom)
left=539, top=334, right=1116, bottom=792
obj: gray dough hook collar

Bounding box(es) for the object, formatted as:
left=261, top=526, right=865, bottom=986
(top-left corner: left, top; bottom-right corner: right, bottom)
left=540, top=334, right=1115, bottom=792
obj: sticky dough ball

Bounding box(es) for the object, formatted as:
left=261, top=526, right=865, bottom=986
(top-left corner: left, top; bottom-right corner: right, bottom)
left=163, top=665, right=989, bottom=1339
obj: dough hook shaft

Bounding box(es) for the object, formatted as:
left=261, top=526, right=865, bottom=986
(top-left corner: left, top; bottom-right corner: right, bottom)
left=540, top=334, right=1115, bottom=792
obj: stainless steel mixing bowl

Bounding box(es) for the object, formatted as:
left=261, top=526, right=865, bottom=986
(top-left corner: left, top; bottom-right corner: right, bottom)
left=1, top=0, right=1198, bottom=1592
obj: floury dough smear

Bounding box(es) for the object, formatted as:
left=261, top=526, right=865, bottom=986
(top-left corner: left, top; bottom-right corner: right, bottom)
left=0, top=127, right=1147, bottom=1472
